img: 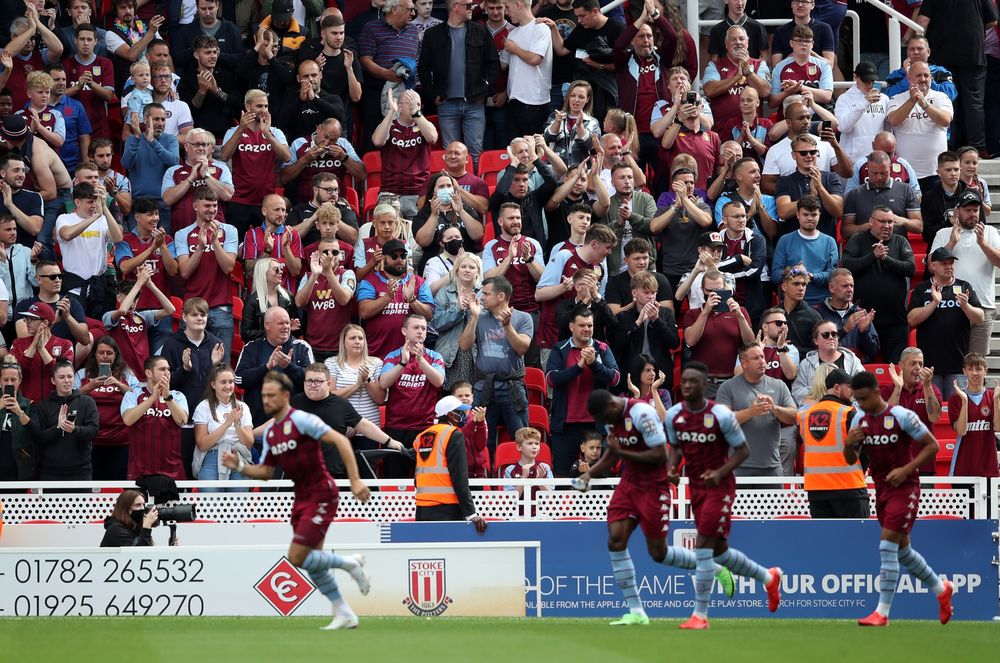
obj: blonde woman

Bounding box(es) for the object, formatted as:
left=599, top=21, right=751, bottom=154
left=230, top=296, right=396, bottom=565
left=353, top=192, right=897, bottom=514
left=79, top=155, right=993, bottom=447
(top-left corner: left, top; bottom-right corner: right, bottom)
left=545, top=81, right=602, bottom=167
left=431, top=253, right=483, bottom=390
left=241, top=258, right=299, bottom=342
left=325, top=325, right=386, bottom=428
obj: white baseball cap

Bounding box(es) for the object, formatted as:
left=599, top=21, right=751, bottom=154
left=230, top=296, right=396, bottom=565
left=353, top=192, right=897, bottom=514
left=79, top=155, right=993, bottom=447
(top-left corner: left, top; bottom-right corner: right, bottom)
left=435, top=395, right=472, bottom=419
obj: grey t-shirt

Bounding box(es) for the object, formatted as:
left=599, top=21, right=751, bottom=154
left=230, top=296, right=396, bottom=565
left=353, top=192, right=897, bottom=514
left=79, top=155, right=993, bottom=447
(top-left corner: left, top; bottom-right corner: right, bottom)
left=473, top=309, right=533, bottom=381
left=446, top=24, right=467, bottom=100
left=716, top=374, right=795, bottom=470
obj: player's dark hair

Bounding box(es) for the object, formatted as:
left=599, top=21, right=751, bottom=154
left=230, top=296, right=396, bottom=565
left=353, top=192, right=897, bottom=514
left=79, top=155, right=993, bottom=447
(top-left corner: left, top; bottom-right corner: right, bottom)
left=850, top=371, right=879, bottom=392
left=132, top=197, right=159, bottom=215
left=587, top=389, right=615, bottom=419
left=264, top=370, right=294, bottom=393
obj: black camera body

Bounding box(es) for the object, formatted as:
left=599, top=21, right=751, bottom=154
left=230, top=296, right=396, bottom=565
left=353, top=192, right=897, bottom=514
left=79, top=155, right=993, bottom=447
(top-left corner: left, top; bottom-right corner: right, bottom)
left=145, top=503, right=196, bottom=525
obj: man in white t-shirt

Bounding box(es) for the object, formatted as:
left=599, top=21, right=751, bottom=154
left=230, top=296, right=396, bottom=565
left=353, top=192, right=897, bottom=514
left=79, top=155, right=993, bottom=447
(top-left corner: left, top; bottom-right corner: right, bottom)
left=928, top=189, right=1000, bottom=357
left=834, top=61, right=889, bottom=164
left=55, top=181, right=123, bottom=317
left=761, top=101, right=841, bottom=193
left=150, top=63, right=194, bottom=142
left=887, top=61, right=954, bottom=187
left=498, top=0, right=552, bottom=141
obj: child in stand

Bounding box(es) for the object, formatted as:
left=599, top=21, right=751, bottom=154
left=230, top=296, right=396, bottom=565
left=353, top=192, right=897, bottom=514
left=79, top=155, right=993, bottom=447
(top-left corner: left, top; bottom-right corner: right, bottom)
left=121, top=61, right=153, bottom=136
left=947, top=353, right=1000, bottom=478
left=102, top=264, right=175, bottom=377
left=501, top=427, right=554, bottom=497
left=452, top=381, right=488, bottom=479
left=303, top=203, right=355, bottom=268
left=571, top=430, right=604, bottom=477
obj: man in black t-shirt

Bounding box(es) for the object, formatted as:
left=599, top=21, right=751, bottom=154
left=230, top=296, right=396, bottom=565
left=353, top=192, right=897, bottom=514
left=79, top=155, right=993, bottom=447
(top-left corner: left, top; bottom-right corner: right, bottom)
left=291, top=363, right=404, bottom=478
left=708, top=0, right=771, bottom=61
left=606, top=238, right=674, bottom=316
left=906, top=247, right=985, bottom=388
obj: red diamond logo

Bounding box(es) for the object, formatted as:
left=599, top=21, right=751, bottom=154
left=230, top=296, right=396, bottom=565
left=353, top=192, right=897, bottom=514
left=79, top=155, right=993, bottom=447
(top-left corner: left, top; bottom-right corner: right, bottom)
left=254, top=557, right=315, bottom=616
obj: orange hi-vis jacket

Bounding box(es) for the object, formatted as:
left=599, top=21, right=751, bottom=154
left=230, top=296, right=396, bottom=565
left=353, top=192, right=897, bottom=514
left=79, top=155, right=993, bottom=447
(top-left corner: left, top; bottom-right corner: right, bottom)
left=414, top=424, right=460, bottom=507
left=797, top=396, right=867, bottom=492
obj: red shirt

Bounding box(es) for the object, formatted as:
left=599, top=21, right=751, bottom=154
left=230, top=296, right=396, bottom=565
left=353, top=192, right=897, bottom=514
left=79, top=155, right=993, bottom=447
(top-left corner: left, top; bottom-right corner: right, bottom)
left=119, top=232, right=174, bottom=310
left=18, top=105, right=60, bottom=138
left=661, top=128, right=720, bottom=190
left=610, top=398, right=667, bottom=485
left=227, top=127, right=283, bottom=205
left=359, top=272, right=430, bottom=359
left=681, top=306, right=750, bottom=376
left=484, top=237, right=540, bottom=312
left=292, top=139, right=350, bottom=203
left=82, top=376, right=129, bottom=446
left=707, top=56, right=764, bottom=130
left=301, top=267, right=355, bottom=353
left=775, top=59, right=824, bottom=119
left=668, top=400, right=738, bottom=492
left=880, top=382, right=943, bottom=476
left=762, top=346, right=792, bottom=386
left=539, top=247, right=603, bottom=348
left=303, top=239, right=354, bottom=272
left=107, top=312, right=152, bottom=378
left=127, top=387, right=185, bottom=480
left=380, top=120, right=430, bottom=195
left=7, top=51, right=46, bottom=110
left=635, top=57, right=658, bottom=133
left=858, top=156, right=912, bottom=187
left=462, top=418, right=488, bottom=479
left=723, top=232, right=750, bottom=304
left=559, top=343, right=600, bottom=424
left=11, top=335, right=74, bottom=402
left=262, top=408, right=338, bottom=504
left=63, top=55, right=115, bottom=138
left=241, top=225, right=304, bottom=293
left=176, top=222, right=238, bottom=308
left=382, top=346, right=446, bottom=430
left=165, top=161, right=228, bottom=230
left=948, top=390, right=1000, bottom=478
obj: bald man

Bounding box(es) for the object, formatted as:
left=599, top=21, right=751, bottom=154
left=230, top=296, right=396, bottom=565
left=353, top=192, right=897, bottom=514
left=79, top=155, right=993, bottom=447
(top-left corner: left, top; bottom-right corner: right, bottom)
left=277, top=59, right=346, bottom=143
left=241, top=193, right=304, bottom=293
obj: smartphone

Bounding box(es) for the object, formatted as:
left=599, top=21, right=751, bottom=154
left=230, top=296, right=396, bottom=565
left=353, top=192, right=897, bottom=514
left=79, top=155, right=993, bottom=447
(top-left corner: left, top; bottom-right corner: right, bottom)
left=66, top=411, right=77, bottom=423
left=821, top=120, right=832, bottom=132
left=589, top=148, right=598, bottom=157
left=872, top=81, right=883, bottom=94
left=3, top=385, right=14, bottom=398
left=712, top=289, right=732, bottom=314
left=98, top=363, right=111, bottom=379
left=686, top=92, right=698, bottom=105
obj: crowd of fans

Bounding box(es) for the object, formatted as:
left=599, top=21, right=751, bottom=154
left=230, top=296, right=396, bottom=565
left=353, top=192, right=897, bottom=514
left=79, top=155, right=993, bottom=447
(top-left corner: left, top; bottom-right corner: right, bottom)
left=0, top=0, right=998, bottom=489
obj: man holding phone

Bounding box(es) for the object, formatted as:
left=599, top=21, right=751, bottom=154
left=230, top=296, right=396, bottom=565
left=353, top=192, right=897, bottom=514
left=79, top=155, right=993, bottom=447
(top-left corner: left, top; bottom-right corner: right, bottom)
left=31, top=358, right=99, bottom=481
left=834, top=62, right=889, bottom=164
left=682, top=270, right=755, bottom=397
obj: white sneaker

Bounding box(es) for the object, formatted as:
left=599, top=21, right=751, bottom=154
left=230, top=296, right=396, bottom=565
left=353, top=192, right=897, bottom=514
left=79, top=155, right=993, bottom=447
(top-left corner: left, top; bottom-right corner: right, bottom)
left=348, top=554, right=371, bottom=596
left=321, top=613, right=359, bottom=630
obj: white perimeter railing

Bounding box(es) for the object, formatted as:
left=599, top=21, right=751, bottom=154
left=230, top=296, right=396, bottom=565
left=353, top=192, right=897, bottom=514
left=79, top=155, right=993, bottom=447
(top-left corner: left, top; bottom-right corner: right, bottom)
left=0, top=476, right=991, bottom=525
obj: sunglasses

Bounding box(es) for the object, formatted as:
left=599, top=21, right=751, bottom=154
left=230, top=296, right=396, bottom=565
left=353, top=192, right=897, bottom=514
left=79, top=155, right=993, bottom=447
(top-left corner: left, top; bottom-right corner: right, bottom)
left=817, top=331, right=838, bottom=339
left=765, top=320, right=787, bottom=327
left=794, top=150, right=819, bottom=157
left=387, top=252, right=407, bottom=260
left=38, top=274, right=63, bottom=280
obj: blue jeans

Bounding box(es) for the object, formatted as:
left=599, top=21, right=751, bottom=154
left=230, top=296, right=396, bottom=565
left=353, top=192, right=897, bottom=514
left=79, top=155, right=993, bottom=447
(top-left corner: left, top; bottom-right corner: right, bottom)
left=208, top=305, right=234, bottom=359
left=473, top=383, right=528, bottom=455
left=197, top=447, right=246, bottom=493
left=437, top=99, right=486, bottom=164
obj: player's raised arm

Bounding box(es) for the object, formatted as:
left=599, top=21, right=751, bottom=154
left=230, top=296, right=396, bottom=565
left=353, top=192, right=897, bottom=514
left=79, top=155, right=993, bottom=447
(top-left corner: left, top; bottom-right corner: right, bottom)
left=321, top=428, right=371, bottom=502
left=221, top=450, right=276, bottom=480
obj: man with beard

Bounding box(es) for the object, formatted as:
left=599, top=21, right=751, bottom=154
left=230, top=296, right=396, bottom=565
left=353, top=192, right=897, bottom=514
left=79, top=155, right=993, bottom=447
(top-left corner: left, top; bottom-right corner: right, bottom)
left=887, top=61, right=954, bottom=191
left=0, top=154, right=43, bottom=248
left=122, top=103, right=179, bottom=228
left=843, top=206, right=916, bottom=363
left=297, top=15, right=362, bottom=139
left=929, top=190, right=1000, bottom=357
left=45, top=65, right=91, bottom=174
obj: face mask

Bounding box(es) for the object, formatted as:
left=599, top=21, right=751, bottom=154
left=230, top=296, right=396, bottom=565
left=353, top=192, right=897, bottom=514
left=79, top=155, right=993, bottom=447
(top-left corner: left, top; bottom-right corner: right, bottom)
left=443, top=238, right=463, bottom=255
left=130, top=509, right=144, bottom=526
left=436, top=188, right=453, bottom=205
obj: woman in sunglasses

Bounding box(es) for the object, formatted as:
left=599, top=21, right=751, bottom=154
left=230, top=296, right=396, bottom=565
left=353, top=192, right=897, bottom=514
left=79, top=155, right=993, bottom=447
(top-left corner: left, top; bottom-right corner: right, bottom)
left=791, top=319, right=863, bottom=404
left=241, top=258, right=299, bottom=343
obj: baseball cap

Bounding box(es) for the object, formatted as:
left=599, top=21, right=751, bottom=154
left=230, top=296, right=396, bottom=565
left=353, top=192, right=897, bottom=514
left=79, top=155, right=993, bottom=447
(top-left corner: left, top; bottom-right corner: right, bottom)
left=957, top=189, right=982, bottom=207
left=929, top=247, right=959, bottom=263
left=23, top=301, right=55, bottom=323
left=382, top=238, right=408, bottom=255
left=271, top=0, right=293, bottom=23
left=825, top=368, right=852, bottom=389
left=699, top=232, right=725, bottom=248
left=854, top=61, right=879, bottom=83
left=0, top=115, right=29, bottom=142
left=435, top=395, right=472, bottom=419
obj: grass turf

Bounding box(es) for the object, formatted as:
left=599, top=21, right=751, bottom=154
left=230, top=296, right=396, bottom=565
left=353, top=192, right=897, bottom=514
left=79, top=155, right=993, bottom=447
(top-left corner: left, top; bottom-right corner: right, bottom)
left=4, top=617, right=999, bottom=663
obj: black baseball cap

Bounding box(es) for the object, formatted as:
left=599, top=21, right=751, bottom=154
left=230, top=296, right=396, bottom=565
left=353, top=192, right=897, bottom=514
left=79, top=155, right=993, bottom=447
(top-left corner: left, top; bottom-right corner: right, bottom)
left=957, top=189, right=982, bottom=207
left=271, top=0, right=293, bottom=23
left=825, top=369, right=852, bottom=389
left=699, top=232, right=725, bottom=248
left=382, top=238, right=408, bottom=255
left=929, top=247, right=959, bottom=263
left=854, top=61, right=878, bottom=83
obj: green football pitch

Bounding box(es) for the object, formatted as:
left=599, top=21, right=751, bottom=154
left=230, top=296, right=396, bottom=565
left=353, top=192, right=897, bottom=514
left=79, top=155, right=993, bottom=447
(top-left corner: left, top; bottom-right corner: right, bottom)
left=4, top=617, right=999, bottom=663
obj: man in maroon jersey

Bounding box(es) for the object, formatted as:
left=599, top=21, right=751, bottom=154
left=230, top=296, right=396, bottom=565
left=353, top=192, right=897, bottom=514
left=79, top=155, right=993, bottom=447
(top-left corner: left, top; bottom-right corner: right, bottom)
left=379, top=314, right=447, bottom=478
left=702, top=25, right=772, bottom=140
left=665, top=362, right=782, bottom=629
left=115, top=197, right=178, bottom=351
left=4, top=9, right=64, bottom=110
left=161, top=129, right=235, bottom=232
left=241, top=194, right=303, bottom=294
left=281, top=118, right=366, bottom=206
left=372, top=89, right=437, bottom=220
left=295, top=240, right=357, bottom=362
left=222, top=371, right=373, bottom=630
left=103, top=265, right=175, bottom=378
left=173, top=187, right=239, bottom=357
left=220, top=89, right=291, bottom=238
left=579, top=389, right=736, bottom=626
left=845, top=371, right=953, bottom=626
left=947, top=353, right=1000, bottom=479
left=882, top=348, right=943, bottom=477
left=121, top=355, right=189, bottom=481
left=357, top=238, right=435, bottom=360
left=299, top=202, right=355, bottom=267
left=62, top=23, right=114, bottom=140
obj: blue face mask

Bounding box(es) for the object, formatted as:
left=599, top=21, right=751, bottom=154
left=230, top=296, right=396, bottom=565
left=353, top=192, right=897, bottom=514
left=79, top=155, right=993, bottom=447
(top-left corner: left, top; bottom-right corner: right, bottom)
left=436, top=188, right=453, bottom=205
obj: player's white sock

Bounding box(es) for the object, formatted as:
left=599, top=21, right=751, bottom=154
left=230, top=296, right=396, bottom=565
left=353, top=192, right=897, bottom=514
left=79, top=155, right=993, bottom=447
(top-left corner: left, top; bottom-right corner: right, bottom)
left=331, top=596, right=355, bottom=618
left=609, top=550, right=645, bottom=615
left=898, top=545, right=945, bottom=595
left=877, top=540, right=900, bottom=617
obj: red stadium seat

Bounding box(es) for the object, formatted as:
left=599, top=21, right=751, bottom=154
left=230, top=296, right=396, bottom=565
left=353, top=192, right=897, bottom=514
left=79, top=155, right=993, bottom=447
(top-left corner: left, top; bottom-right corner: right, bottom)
left=908, top=232, right=927, bottom=255
left=362, top=151, right=382, bottom=190
left=477, top=149, right=510, bottom=185
left=864, top=364, right=893, bottom=387
left=232, top=296, right=244, bottom=321
left=525, top=367, right=546, bottom=406
left=230, top=260, right=245, bottom=296
left=343, top=187, right=360, bottom=217
left=493, top=441, right=553, bottom=475
left=170, top=296, right=183, bottom=331
left=528, top=404, right=551, bottom=441
left=482, top=213, right=495, bottom=243
left=424, top=114, right=440, bottom=147
left=363, top=187, right=381, bottom=222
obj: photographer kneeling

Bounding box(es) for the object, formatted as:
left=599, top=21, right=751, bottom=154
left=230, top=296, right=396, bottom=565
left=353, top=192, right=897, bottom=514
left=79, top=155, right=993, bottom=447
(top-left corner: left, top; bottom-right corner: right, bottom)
left=100, top=490, right=157, bottom=547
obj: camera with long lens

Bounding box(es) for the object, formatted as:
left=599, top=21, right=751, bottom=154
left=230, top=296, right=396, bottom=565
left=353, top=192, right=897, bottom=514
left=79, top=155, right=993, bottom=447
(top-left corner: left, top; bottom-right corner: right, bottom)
left=144, top=503, right=196, bottom=525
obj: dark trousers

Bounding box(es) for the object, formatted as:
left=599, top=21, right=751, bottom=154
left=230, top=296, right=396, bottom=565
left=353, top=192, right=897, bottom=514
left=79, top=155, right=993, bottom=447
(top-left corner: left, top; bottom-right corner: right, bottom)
left=383, top=427, right=421, bottom=479
left=808, top=492, right=871, bottom=519
left=949, top=64, right=987, bottom=151
left=986, top=56, right=1000, bottom=155
left=92, top=445, right=129, bottom=480
left=181, top=427, right=195, bottom=480
left=483, top=104, right=508, bottom=152
left=473, top=384, right=528, bottom=456
left=505, top=99, right=551, bottom=145
left=552, top=423, right=594, bottom=477
left=638, top=133, right=659, bottom=180
left=226, top=202, right=264, bottom=242
left=361, top=82, right=385, bottom=153
left=877, top=322, right=910, bottom=364
left=415, top=503, right=464, bottom=521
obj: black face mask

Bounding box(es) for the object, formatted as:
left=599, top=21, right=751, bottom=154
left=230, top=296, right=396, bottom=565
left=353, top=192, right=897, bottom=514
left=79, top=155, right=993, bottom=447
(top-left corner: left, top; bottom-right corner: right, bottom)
left=130, top=509, right=144, bottom=526
left=443, top=239, right=463, bottom=256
